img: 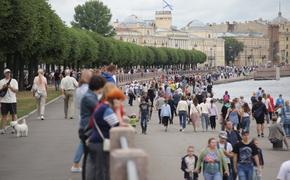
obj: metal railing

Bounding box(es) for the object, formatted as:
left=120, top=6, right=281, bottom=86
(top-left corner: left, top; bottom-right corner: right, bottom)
left=120, top=136, right=139, bottom=180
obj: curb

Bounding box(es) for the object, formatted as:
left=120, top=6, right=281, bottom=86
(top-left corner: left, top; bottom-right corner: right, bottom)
left=17, top=96, right=62, bottom=121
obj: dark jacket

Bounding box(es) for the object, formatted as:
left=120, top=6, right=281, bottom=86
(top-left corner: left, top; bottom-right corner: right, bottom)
left=181, top=155, right=198, bottom=180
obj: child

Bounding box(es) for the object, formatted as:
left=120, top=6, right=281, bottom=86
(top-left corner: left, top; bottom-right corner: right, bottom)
left=181, top=145, right=198, bottom=180
left=252, top=138, right=264, bottom=180
left=129, top=113, right=138, bottom=129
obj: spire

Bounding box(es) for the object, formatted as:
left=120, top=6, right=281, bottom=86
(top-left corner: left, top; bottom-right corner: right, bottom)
left=278, top=0, right=282, bottom=16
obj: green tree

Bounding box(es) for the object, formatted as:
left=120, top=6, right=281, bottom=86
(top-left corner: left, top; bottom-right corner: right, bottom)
left=72, top=0, right=114, bottom=36
left=224, top=37, right=244, bottom=65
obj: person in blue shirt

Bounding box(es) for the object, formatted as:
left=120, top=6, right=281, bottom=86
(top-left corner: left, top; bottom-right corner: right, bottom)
left=101, top=64, right=117, bottom=84
left=276, top=94, right=285, bottom=107
left=161, top=100, right=172, bottom=132
left=282, top=100, right=290, bottom=137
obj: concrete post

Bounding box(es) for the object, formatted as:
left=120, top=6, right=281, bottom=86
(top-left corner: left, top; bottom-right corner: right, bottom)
left=110, top=149, right=149, bottom=180
left=276, top=66, right=280, bottom=80
left=110, top=127, right=135, bottom=151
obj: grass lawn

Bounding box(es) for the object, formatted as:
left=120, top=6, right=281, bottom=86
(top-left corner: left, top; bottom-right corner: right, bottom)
left=15, top=86, right=61, bottom=119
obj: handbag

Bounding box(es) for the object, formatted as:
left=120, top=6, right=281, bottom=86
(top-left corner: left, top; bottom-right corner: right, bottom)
left=93, top=119, right=110, bottom=152
left=0, top=79, right=12, bottom=97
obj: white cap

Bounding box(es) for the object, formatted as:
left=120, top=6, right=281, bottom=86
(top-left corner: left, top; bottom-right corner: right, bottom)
left=3, top=69, right=11, bottom=74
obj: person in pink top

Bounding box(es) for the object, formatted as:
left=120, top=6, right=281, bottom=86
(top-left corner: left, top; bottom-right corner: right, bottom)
left=32, top=69, right=48, bottom=120
left=266, top=94, right=274, bottom=122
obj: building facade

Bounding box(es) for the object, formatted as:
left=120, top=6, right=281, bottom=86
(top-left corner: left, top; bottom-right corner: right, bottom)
left=114, top=11, right=225, bottom=66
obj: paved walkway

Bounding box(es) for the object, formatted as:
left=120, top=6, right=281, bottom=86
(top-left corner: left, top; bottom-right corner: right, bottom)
left=0, top=98, right=289, bottom=180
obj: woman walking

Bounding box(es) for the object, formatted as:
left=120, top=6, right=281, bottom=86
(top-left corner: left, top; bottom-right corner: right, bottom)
left=226, top=102, right=239, bottom=130
left=252, top=96, right=267, bottom=137
left=239, top=103, right=251, bottom=132
left=32, top=69, right=47, bottom=120
left=208, top=99, right=218, bottom=131
left=189, top=98, right=200, bottom=132
left=195, top=138, right=229, bottom=180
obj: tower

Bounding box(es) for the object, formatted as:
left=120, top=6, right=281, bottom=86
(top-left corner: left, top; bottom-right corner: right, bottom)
left=155, top=11, right=172, bottom=30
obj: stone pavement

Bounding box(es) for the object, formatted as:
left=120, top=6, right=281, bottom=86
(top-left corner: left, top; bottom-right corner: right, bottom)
left=0, top=98, right=289, bottom=180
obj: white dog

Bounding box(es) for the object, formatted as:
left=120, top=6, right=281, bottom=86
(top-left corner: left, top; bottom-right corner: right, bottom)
left=10, top=119, right=28, bottom=137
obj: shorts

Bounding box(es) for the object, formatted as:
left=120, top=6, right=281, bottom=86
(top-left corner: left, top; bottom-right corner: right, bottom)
left=255, top=117, right=265, bottom=124
left=1, top=103, right=17, bottom=115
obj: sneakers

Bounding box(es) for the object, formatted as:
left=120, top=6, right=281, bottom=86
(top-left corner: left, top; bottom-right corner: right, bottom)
left=71, top=166, right=82, bottom=173
left=0, top=129, right=6, bottom=135
left=41, top=115, right=44, bottom=120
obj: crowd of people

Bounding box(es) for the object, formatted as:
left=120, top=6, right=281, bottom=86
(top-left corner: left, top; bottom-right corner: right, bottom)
left=0, top=64, right=289, bottom=180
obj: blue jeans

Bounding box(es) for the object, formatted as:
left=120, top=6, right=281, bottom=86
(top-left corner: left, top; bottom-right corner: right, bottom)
left=201, top=113, right=209, bottom=131
left=179, top=111, right=187, bottom=129
left=203, top=172, right=222, bottom=180
left=141, top=114, right=148, bottom=132
left=73, top=142, right=84, bottom=163
left=241, top=116, right=250, bottom=132
left=237, top=163, right=254, bottom=180
left=283, top=124, right=290, bottom=136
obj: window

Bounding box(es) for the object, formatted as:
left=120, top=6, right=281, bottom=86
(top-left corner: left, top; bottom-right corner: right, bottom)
left=208, top=34, right=211, bottom=38
left=287, top=37, right=289, bottom=41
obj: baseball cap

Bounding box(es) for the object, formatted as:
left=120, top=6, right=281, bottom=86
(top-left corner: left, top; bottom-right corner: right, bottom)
left=3, top=69, right=11, bottom=74
left=219, top=131, right=228, bottom=139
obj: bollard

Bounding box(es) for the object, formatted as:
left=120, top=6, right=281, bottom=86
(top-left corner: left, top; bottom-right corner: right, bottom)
left=110, top=149, right=148, bottom=180
left=110, top=127, right=135, bottom=151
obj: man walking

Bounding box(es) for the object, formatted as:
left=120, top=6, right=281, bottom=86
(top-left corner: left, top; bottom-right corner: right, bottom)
left=0, top=69, right=18, bottom=134
left=60, top=69, right=78, bottom=119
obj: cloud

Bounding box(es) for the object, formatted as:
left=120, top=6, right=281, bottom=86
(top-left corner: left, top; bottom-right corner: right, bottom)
left=48, top=0, right=290, bottom=27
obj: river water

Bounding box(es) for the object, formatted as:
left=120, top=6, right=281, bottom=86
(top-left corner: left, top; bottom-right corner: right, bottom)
left=213, top=77, right=290, bottom=103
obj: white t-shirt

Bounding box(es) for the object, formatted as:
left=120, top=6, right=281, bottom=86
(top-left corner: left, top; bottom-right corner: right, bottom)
left=277, top=160, right=290, bottom=180
left=185, top=156, right=196, bottom=172
left=218, top=142, right=233, bottom=164
left=0, top=78, right=18, bottom=103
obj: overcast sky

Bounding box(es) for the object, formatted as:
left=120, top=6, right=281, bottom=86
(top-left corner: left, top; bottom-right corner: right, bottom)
left=48, top=0, right=290, bottom=27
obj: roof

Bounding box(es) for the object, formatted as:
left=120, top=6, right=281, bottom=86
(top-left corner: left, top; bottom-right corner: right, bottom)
left=217, top=32, right=264, bottom=38
left=272, top=12, right=289, bottom=25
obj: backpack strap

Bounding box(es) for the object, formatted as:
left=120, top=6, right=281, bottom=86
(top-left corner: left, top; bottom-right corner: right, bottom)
left=88, top=101, right=104, bottom=129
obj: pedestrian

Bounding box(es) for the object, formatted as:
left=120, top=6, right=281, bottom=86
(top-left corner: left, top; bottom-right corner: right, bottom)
left=189, top=97, right=200, bottom=132
left=160, top=100, right=171, bottom=132
left=251, top=92, right=258, bottom=106
left=168, top=95, right=176, bottom=124
left=78, top=75, right=106, bottom=179
left=282, top=100, right=290, bottom=137
left=199, top=99, right=210, bottom=132
left=156, top=94, right=165, bottom=124
left=233, top=131, right=261, bottom=180
left=268, top=116, right=289, bottom=150
left=277, top=160, right=290, bottom=180
left=252, top=96, right=267, bottom=137
left=101, top=64, right=117, bottom=84
left=177, top=96, right=189, bottom=132
left=195, top=137, right=229, bottom=180
left=226, top=102, right=239, bottom=130
left=70, top=70, right=93, bottom=173
left=54, top=70, right=61, bottom=91
left=239, top=103, right=251, bottom=132
left=32, top=69, right=47, bottom=120
left=60, top=69, right=79, bottom=119
left=208, top=99, right=218, bottom=131
left=139, top=97, right=150, bottom=134
left=128, top=85, right=135, bottom=106
left=86, top=85, right=126, bottom=180
left=251, top=138, right=264, bottom=180
left=0, top=69, right=18, bottom=134
left=181, top=145, right=199, bottom=180
left=217, top=131, right=234, bottom=180
left=221, top=100, right=231, bottom=131
left=223, top=91, right=230, bottom=103
left=266, top=94, right=275, bottom=123
left=276, top=94, right=285, bottom=108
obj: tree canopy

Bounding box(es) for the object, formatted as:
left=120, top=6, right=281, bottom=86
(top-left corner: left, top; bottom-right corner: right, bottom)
left=0, top=0, right=206, bottom=89
left=223, top=37, right=244, bottom=65
left=71, top=0, right=114, bottom=36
